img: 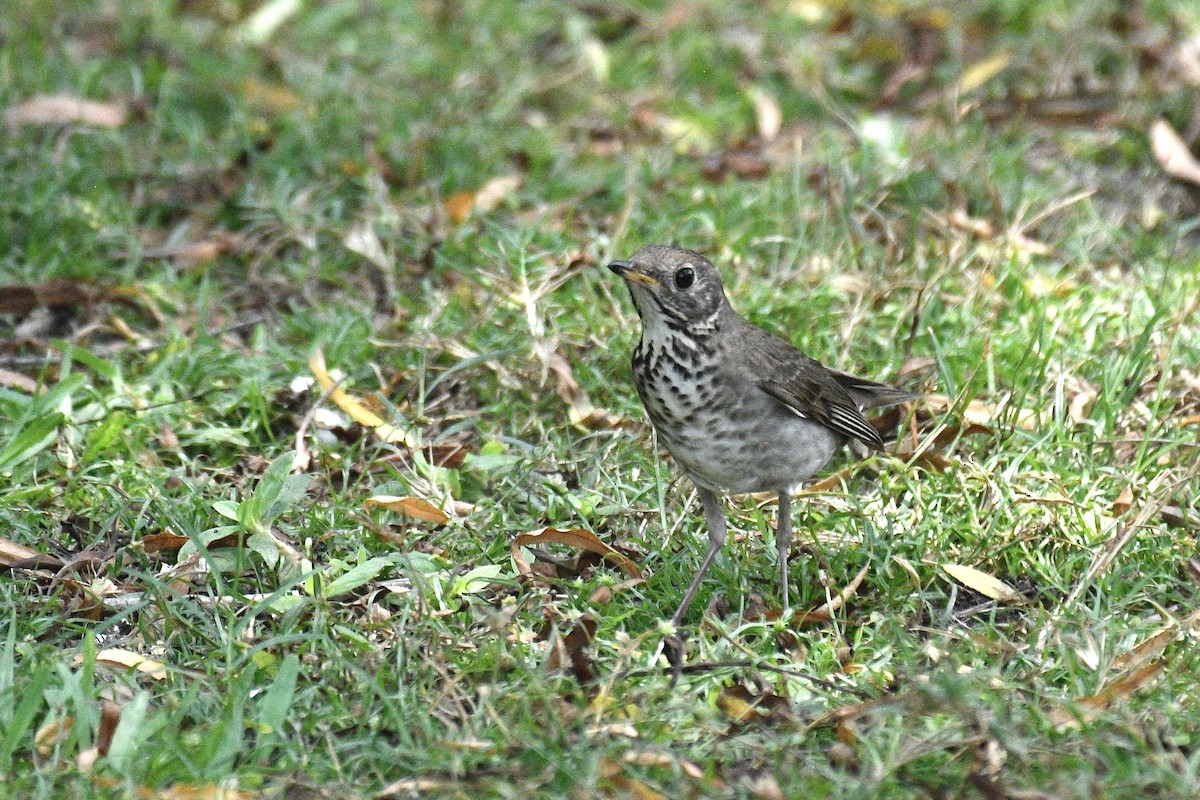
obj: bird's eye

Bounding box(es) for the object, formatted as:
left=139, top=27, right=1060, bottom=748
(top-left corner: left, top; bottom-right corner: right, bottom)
left=674, top=267, right=695, bottom=290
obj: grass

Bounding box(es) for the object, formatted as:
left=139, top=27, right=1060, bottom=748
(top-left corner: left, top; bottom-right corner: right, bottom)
left=2, top=0, right=1200, bottom=797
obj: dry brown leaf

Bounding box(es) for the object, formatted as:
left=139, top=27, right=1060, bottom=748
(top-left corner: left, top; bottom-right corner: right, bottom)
left=1110, top=486, right=1135, bottom=517
left=717, top=683, right=793, bottom=724
left=1111, top=606, right=1200, bottom=674
left=1151, top=119, right=1200, bottom=187
left=364, top=495, right=451, bottom=526
left=792, top=562, right=870, bottom=628
left=0, top=536, right=40, bottom=566
left=377, top=777, right=464, bottom=796
left=140, top=532, right=190, bottom=554
left=923, top=393, right=1041, bottom=431
left=96, top=700, right=122, bottom=758
left=0, top=279, right=96, bottom=314
left=512, top=527, right=642, bottom=579
left=443, top=191, right=475, bottom=223
left=4, top=94, right=127, bottom=127
left=545, top=616, right=597, bottom=683
left=548, top=350, right=623, bottom=430
left=140, top=234, right=241, bottom=266
left=946, top=207, right=996, bottom=238
left=1048, top=660, right=1165, bottom=729
left=941, top=563, right=1019, bottom=602
left=796, top=468, right=854, bottom=496
left=599, top=757, right=669, bottom=800
left=724, top=149, right=770, bottom=179
left=149, top=784, right=262, bottom=800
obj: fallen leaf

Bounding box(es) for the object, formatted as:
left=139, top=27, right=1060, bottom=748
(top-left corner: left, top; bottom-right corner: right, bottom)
left=718, top=687, right=761, bottom=723
left=749, top=86, right=782, bottom=140
left=512, top=527, right=641, bottom=579
left=545, top=616, right=598, bottom=683
left=344, top=220, right=390, bottom=269
left=1151, top=119, right=1200, bottom=187
left=35, top=715, right=73, bottom=756
left=1048, top=660, right=1165, bottom=729
left=96, top=700, right=122, bottom=757
left=1112, top=606, right=1200, bottom=675
left=4, top=94, right=127, bottom=128
left=140, top=236, right=239, bottom=266
left=77, top=648, right=168, bottom=681
left=599, top=757, right=668, bottom=800
left=791, top=562, right=870, bottom=628
left=444, top=175, right=522, bottom=223
left=474, top=175, right=521, bottom=213
left=941, top=563, right=1019, bottom=602
left=0, top=279, right=96, bottom=314
left=959, top=50, right=1011, bottom=92
left=443, top=191, right=475, bottom=223
left=364, top=495, right=451, bottom=526
left=239, top=77, right=301, bottom=113
left=0, top=368, right=39, bottom=393
left=922, top=393, right=1041, bottom=431
left=140, top=531, right=190, bottom=554
left=1068, top=388, right=1097, bottom=422
left=1110, top=486, right=1135, bottom=516
left=724, top=149, right=770, bottom=179
left=309, top=350, right=418, bottom=447
left=717, top=684, right=793, bottom=725
left=0, top=537, right=40, bottom=566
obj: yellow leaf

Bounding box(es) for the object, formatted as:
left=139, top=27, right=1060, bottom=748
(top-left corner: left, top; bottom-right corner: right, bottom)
left=239, top=78, right=300, bottom=113
left=364, top=495, right=451, bottom=525
left=444, top=190, right=476, bottom=223
left=308, top=350, right=418, bottom=447
left=444, top=175, right=522, bottom=223
left=960, top=51, right=1011, bottom=93
left=78, top=648, right=169, bottom=681
left=717, top=689, right=759, bottom=723
left=941, top=563, right=1018, bottom=602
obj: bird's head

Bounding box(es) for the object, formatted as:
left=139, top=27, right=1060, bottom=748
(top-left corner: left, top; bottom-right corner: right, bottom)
left=607, top=245, right=728, bottom=332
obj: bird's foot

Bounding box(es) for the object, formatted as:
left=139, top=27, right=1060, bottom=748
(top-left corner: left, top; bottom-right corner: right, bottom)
left=663, top=630, right=686, bottom=685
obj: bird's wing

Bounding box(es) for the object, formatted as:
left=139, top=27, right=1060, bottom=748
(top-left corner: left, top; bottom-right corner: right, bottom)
left=756, top=372, right=886, bottom=449
left=744, top=326, right=912, bottom=449
left=825, top=369, right=923, bottom=410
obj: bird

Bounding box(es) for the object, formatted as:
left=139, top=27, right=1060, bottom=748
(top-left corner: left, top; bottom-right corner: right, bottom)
left=608, top=245, right=918, bottom=629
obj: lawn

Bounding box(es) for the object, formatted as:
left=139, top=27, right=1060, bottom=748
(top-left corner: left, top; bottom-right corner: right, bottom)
left=2, top=1, right=1200, bottom=797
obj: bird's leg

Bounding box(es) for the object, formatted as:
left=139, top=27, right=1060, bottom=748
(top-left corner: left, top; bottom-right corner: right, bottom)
left=668, top=488, right=727, bottom=628
left=776, top=492, right=793, bottom=614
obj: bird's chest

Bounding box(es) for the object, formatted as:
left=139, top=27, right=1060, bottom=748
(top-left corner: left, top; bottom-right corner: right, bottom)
left=632, top=335, right=724, bottom=443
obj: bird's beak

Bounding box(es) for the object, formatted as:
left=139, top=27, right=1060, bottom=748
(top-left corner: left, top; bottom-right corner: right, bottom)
left=607, top=260, right=661, bottom=288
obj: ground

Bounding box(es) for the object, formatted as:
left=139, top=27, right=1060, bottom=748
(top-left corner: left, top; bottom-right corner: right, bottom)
left=2, top=1, right=1200, bottom=798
